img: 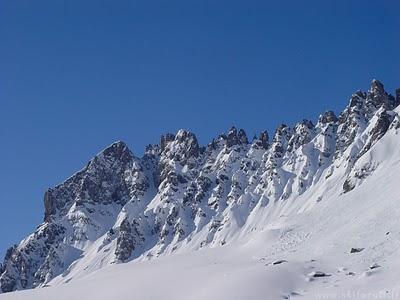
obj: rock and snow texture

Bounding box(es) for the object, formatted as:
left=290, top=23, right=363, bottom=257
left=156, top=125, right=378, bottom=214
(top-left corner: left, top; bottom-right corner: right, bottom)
left=1, top=80, right=400, bottom=299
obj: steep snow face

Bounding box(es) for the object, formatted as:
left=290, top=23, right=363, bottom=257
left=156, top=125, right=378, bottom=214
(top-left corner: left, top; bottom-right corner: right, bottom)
left=0, top=80, right=399, bottom=296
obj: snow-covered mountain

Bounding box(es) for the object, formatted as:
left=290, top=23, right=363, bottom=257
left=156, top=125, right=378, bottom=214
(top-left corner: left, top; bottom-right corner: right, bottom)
left=1, top=80, right=400, bottom=299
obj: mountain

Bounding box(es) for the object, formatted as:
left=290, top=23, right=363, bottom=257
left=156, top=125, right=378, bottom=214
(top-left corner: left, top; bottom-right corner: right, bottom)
left=1, top=80, right=400, bottom=299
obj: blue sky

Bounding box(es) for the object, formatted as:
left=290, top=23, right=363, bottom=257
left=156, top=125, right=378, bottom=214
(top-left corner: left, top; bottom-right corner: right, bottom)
left=0, top=0, right=399, bottom=258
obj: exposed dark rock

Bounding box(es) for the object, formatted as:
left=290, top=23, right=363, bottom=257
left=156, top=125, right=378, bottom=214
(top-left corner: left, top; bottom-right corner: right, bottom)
left=225, top=127, right=237, bottom=147
left=350, top=247, right=364, bottom=253
left=226, top=127, right=238, bottom=147
left=252, top=131, right=269, bottom=149
left=319, top=111, right=338, bottom=124
left=368, top=79, right=385, bottom=108
left=160, top=133, right=175, bottom=152
left=367, top=79, right=396, bottom=110
left=238, top=129, right=249, bottom=145
left=259, top=131, right=269, bottom=149
left=346, top=272, right=356, bottom=276
left=272, top=260, right=287, bottom=265
left=0, top=273, right=16, bottom=293
left=176, top=130, right=200, bottom=158
left=102, top=141, right=132, bottom=165
left=348, top=90, right=367, bottom=109
left=309, top=271, right=331, bottom=277
left=0, top=223, right=66, bottom=292
left=115, top=218, right=134, bottom=262
left=43, top=189, right=55, bottom=222
left=358, top=109, right=392, bottom=157
left=42, top=141, right=139, bottom=222
left=369, top=263, right=381, bottom=270
left=336, top=94, right=368, bottom=156
left=183, top=175, right=212, bottom=205
left=287, top=119, right=315, bottom=152
left=224, top=127, right=249, bottom=147
left=271, top=124, right=292, bottom=158
left=389, top=114, right=400, bottom=130
left=4, top=245, right=17, bottom=262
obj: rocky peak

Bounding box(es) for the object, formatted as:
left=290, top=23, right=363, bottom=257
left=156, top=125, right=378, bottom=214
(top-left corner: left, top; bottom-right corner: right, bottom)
left=338, top=90, right=369, bottom=128
left=77, top=141, right=137, bottom=203
left=319, top=111, right=338, bottom=124
left=224, top=127, right=249, bottom=147
left=271, top=124, right=292, bottom=157
left=370, top=79, right=385, bottom=95
left=87, top=141, right=135, bottom=176
left=252, top=131, right=269, bottom=149
left=366, top=79, right=396, bottom=111
left=348, top=91, right=367, bottom=109
left=101, top=141, right=132, bottom=163
left=226, top=126, right=237, bottom=144
left=157, top=130, right=200, bottom=188
left=206, top=138, right=221, bottom=153
left=43, top=141, right=138, bottom=222
left=160, top=130, right=199, bottom=160
left=175, top=130, right=200, bottom=158
left=143, top=144, right=160, bottom=159
left=287, top=119, right=315, bottom=152
left=299, top=119, right=314, bottom=129
left=273, top=124, right=291, bottom=142
left=238, top=128, right=249, bottom=144
left=160, top=134, right=175, bottom=152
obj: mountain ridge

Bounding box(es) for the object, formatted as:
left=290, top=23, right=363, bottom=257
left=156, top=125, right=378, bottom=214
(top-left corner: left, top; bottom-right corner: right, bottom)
left=1, top=79, right=399, bottom=294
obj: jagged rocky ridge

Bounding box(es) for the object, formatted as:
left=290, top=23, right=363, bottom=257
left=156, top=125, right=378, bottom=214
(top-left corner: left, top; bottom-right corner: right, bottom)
left=1, top=80, right=399, bottom=293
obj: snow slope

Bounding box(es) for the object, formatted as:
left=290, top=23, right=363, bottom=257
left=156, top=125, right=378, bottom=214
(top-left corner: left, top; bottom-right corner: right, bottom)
left=1, top=80, right=400, bottom=299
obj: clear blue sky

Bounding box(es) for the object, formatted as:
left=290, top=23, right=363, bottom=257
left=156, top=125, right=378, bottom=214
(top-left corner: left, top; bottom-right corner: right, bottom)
left=0, top=0, right=399, bottom=258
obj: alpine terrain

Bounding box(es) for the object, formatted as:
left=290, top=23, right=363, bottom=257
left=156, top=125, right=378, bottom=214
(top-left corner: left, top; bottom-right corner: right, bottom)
left=1, top=80, right=400, bottom=299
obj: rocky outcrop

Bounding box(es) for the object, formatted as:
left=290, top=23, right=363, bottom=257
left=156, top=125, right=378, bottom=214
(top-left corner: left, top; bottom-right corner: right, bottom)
left=287, top=119, right=315, bottom=152
left=366, top=79, right=398, bottom=112
left=359, top=108, right=393, bottom=157
left=255, top=131, right=269, bottom=149
left=115, top=218, right=135, bottom=262
left=319, top=111, right=338, bottom=124
left=224, top=127, right=249, bottom=147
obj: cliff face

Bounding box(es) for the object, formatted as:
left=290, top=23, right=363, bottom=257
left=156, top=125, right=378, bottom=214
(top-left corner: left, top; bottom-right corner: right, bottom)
left=1, top=80, right=399, bottom=294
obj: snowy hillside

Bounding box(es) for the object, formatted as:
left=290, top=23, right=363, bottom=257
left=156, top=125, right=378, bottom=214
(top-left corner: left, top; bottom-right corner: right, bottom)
left=1, top=80, right=400, bottom=299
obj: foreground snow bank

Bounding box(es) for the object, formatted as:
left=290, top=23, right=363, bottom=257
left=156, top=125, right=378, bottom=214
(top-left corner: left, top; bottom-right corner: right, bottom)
left=0, top=244, right=304, bottom=300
